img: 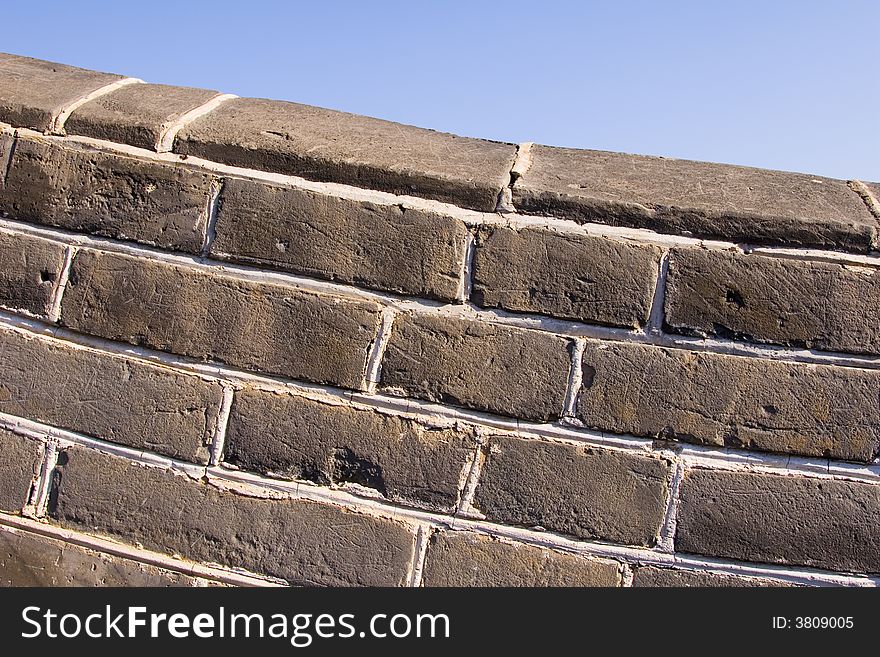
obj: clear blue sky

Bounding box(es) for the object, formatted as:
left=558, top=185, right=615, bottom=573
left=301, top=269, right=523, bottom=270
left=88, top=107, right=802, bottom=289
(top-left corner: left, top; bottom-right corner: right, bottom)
left=4, top=1, right=878, bottom=180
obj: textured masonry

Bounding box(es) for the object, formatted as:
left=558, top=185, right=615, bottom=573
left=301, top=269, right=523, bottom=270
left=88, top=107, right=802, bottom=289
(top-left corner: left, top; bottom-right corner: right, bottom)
left=0, top=52, right=879, bottom=588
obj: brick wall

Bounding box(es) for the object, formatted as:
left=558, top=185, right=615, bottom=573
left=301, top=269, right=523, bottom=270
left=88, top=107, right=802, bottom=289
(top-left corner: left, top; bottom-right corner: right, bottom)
left=0, top=52, right=878, bottom=587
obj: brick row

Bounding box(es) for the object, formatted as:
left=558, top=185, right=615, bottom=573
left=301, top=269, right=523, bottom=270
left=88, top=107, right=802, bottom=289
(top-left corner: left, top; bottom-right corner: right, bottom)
left=665, top=247, right=880, bottom=356
left=60, top=249, right=380, bottom=390
left=223, top=388, right=477, bottom=511
left=0, top=325, right=223, bottom=463
left=49, top=446, right=415, bottom=586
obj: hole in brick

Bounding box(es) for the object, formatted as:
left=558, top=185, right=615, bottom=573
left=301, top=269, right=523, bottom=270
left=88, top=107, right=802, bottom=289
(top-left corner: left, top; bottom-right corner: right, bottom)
left=725, top=289, right=746, bottom=308
left=39, top=270, right=56, bottom=284
left=275, top=239, right=289, bottom=253
left=299, top=461, right=331, bottom=487
left=581, top=364, right=596, bottom=390
left=762, top=405, right=779, bottom=416
left=332, top=448, right=387, bottom=496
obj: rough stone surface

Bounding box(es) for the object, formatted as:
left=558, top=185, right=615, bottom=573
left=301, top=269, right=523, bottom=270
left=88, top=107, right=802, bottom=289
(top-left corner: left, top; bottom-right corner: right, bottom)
left=62, top=250, right=380, bottom=390
left=676, top=468, right=880, bottom=574
left=471, top=225, right=660, bottom=326
left=212, top=177, right=467, bottom=301
left=0, top=326, right=222, bottom=463
left=0, top=135, right=212, bottom=253
left=665, top=247, right=880, bottom=356
left=421, top=531, right=621, bottom=586
left=473, top=435, right=670, bottom=546
left=66, top=83, right=220, bottom=150
left=380, top=313, right=571, bottom=421
left=0, top=53, right=123, bottom=132
left=0, top=231, right=66, bottom=317
left=513, top=145, right=878, bottom=253
left=223, top=388, right=476, bottom=510
left=632, top=566, right=789, bottom=587
left=175, top=97, right=517, bottom=212
left=51, top=447, right=415, bottom=586
left=0, top=528, right=203, bottom=586
left=575, top=339, right=880, bottom=462
left=0, top=429, right=42, bottom=513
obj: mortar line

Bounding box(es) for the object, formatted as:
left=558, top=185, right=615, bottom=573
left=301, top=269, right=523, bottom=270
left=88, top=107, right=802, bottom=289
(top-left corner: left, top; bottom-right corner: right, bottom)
left=9, top=125, right=880, bottom=263
left=646, top=250, right=670, bottom=334
left=50, top=77, right=143, bottom=135
left=1, top=414, right=874, bottom=586
left=619, top=562, right=635, bottom=587
left=848, top=180, right=880, bottom=221
left=562, top=337, right=587, bottom=419
left=0, top=512, right=285, bottom=587
left=210, top=386, right=235, bottom=466
left=455, top=433, right=489, bottom=518
left=201, top=178, right=224, bottom=256
left=407, top=525, right=433, bottom=587
left=363, top=308, right=397, bottom=393
left=457, top=228, right=477, bottom=302
left=1, top=131, right=17, bottom=187
left=3, top=312, right=880, bottom=483
left=6, top=215, right=880, bottom=373
left=47, top=245, right=76, bottom=323
left=157, top=93, right=237, bottom=152
left=656, top=459, right=686, bottom=552
left=21, top=437, right=50, bottom=518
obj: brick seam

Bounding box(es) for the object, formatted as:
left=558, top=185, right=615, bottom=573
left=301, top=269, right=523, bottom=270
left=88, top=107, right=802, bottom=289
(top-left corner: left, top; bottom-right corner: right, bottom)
left=562, top=337, right=586, bottom=418
left=2, top=415, right=876, bottom=586
left=20, top=437, right=49, bottom=518
left=47, top=245, right=76, bottom=323
left=848, top=180, right=880, bottom=222
left=156, top=93, right=238, bottom=153
left=209, top=385, right=235, bottom=467
left=362, top=308, right=396, bottom=393
left=3, top=217, right=879, bottom=372
left=407, top=525, right=433, bottom=587
left=456, top=228, right=477, bottom=302
left=49, top=78, right=144, bottom=135
left=3, top=313, right=880, bottom=485
left=1, top=130, right=16, bottom=187
left=656, top=459, right=686, bottom=552
left=645, top=250, right=670, bottom=334
left=454, top=431, right=489, bottom=519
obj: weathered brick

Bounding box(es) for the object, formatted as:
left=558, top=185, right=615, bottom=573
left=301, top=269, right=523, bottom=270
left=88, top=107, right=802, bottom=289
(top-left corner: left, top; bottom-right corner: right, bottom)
left=66, top=83, right=220, bottom=150
left=224, top=388, right=476, bottom=510
left=471, top=225, right=660, bottom=326
left=0, top=53, right=123, bottom=132
left=0, top=428, right=42, bottom=513
left=632, top=566, right=789, bottom=587
left=513, top=145, right=877, bottom=253
left=211, top=177, right=467, bottom=301
left=0, top=135, right=212, bottom=253
left=473, top=435, right=670, bottom=546
left=61, top=250, right=380, bottom=390
left=0, top=527, right=203, bottom=586
left=175, top=97, right=517, bottom=212
left=379, top=313, right=571, bottom=421
left=0, top=326, right=222, bottom=463
left=665, top=247, right=880, bottom=356
left=421, top=531, right=621, bottom=586
left=0, top=231, right=66, bottom=316
left=575, top=339, right=880, bottom=462
left=51, top=447, right=415, bottom=586
left=676, top=468, right=880, bottom=574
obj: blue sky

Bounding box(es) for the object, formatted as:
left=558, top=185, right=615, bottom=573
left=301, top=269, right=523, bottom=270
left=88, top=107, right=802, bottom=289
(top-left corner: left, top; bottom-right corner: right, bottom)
left=4, top=1, right=878, bottom=180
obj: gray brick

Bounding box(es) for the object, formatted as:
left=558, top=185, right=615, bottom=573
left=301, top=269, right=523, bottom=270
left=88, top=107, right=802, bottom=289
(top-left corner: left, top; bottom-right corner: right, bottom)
left=0, top=326, right=222, bottom=463
left=422, top=531, right=620, bottom=586
left=632, top=566, right=790, bottom=587
left=473, top=435, right=670, bottom=546
left=0, top=428, right=42, bottom=513
left=676, top=468, right=880, bottom=574
left=666, top=248, right=880, bottom=356
left=50, top=446, right=415, bottom=586
left=0, top=527, right=203, bottom=586
left=0, top=135, right=212, bottom=253
left=0, top=53, right=123, bottom=132
left=212, top=177, right=467, bottom=301
left=223, top=388, right=476, bottom=511
left=471, top=225, right=660, bottom=326
left=66, top=83, right=220, bottom=150
left=61, top=250, right=380, bottom=390
left=175, top=97, right=517, bottom=212
left=0, top=231, right=66, bottom=317
left=379, top=313, right=571, bottom=421
left=513, top=145, right=877, bottom=253
left=575, top=339, right=880, bottom=462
